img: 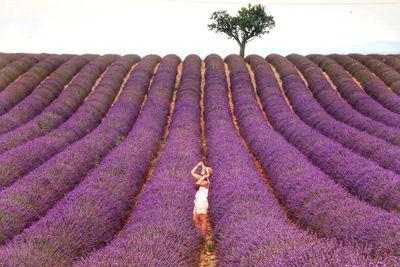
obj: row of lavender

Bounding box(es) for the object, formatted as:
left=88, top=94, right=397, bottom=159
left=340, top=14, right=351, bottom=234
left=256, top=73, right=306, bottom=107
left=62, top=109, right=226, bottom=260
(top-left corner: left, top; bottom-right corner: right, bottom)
left=289, top=54, right=400, bottom=147
left=205, top=54, right=390, bottom=265
left=259, top=54, right=400, bottom=211
left=331, top=54, right=400, bottom=114
left=76, top=55, right=203, bottom=266
left=0, top=55, right=181, bottom=266
left=0, top=52, right=399, bottom=265
left=0, top=54, right=142, bottom=244
left=310, top=55, right=400, bottom=128
left=0, top=55, right=69, bottom=115
left=0, top=54, right=45, bottom=91
left=0, top=53, right=22, bottom=69
left=0, top=55, right=93, bottom=135
left=266, top=55, right=400, bottom=180
left=0, top=55, right=135, bottom=189
left=350, top=54, right=400, bottom=95
left=220, top=55, right=400, bottom=259
left=0, top=55, right=116, bottom=154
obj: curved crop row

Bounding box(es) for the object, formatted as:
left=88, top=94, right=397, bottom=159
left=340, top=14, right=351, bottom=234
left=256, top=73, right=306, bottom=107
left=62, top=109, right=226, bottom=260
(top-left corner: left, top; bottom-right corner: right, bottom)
left=0, top=54, right=146, bottom=244
left=371, top=54, right=400, bottom=74
left=0, top=55, right=116, bottom=154
left=205, top=53, right=393, bottom=265
left=288, top=54, right=400, bottom=147
left=250, top=54, right=400, bottom=211
left=0, top=55, right=135, bottom=189
left=0, top=54, right=23, bottom=70
left=222, top=54, right=400, bottom=258
left=0, top=55, right=69, bottom=115
left=310, top=54, right=400, bottom=128
left=0, top=55, right=181, bottom=267
left=331, top=54, right=400, bottom=115
left=0, top=55, right=44, bottom=91
left=0, top=55, right=93, bottom=135
left=349, top=54, right=400, bottom=95
left=267, top=54, right=400, bottom=177
left=75, top=55, right=205, bottom=267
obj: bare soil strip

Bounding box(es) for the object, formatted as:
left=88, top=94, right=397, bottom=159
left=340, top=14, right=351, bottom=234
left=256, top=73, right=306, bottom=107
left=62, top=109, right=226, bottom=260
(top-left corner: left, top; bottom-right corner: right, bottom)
left=114, top=63, right=180, bottom=236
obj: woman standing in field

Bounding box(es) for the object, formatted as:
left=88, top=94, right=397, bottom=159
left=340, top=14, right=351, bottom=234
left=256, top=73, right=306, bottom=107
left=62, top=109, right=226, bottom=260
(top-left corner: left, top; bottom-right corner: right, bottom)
left=191, top=161, right=213, bottom=238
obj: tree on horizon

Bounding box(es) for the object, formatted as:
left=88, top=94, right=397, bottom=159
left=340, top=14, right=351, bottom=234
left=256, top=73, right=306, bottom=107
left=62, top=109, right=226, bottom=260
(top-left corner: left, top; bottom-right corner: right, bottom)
left=208, top=4, right=275, bottom=58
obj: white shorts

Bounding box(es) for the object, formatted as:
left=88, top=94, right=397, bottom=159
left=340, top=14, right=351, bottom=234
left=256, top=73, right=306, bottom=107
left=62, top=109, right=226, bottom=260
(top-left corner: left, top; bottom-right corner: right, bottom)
left=193, top=198, right=208, bottom=214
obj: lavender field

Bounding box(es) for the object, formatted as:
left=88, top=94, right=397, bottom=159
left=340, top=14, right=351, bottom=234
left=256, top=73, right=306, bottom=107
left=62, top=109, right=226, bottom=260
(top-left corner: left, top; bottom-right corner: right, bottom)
left=1, top=52, right=400, bottom=266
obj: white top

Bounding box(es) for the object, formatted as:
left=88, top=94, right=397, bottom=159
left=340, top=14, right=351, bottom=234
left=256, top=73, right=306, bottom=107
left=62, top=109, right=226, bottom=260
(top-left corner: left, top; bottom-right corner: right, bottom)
left=195, top=186, right=208, bottom=199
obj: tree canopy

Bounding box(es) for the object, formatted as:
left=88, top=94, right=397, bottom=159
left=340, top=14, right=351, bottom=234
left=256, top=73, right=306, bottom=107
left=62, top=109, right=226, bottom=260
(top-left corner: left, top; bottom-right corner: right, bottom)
left=208, top=4, right=275, bottom=57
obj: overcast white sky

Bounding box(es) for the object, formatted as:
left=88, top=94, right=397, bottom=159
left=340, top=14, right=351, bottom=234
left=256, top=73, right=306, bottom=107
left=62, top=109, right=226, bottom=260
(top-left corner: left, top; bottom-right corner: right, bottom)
left=0, top=0, right=399, bottom=57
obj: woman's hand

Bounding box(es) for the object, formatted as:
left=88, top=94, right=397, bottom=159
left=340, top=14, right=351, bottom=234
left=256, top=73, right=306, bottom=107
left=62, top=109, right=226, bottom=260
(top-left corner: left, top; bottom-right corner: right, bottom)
left=191, top=161, right=204, bottom=180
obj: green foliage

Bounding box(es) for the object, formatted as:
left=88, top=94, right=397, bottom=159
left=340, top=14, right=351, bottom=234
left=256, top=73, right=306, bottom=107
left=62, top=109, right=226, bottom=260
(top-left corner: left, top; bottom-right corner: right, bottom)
left=208, top=3, right=275, bottom=57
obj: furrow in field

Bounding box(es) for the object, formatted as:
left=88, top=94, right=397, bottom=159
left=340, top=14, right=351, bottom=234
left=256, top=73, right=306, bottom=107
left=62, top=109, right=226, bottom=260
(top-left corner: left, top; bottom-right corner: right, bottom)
left=73, top=55, right=207, bottom=266
left=223, top=54, right=400, bottom=260
left=0, top=56, right=181, bottom=266
left=0, top=55, right=70, bottom=114
left=310, top=54, right=400, bottom=128
left=349, top=54, right=400, bottom=96
left=0, top=54, right=146, bottom=244
left=331, top=54, right=400, bottom=115
left=0, top=55, right=93, bottom=135
left=0, top=55, right=117, bottom=154
left=0, top=55, right=137, bottom=190
left=0, top=54, right=43, bottom=92
left=267, top=54, right=400, bottom=177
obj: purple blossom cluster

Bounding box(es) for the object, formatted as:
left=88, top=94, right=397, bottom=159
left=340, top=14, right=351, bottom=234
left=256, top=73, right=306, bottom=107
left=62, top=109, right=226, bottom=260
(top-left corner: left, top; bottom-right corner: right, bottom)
left=73, top=55, right=207, bottom=267
left=331, top=54, right=400, bottom=114
left=205, top=53, right=394, bottom=265
left=0, top=55, right=43, bottom=90
left=0, top=55, right=117, bottom=154
left=349, top=54, right=400, bottom=96
left=0, top=55, right=94, bottom=135
left=248, top=54, right=400, bottom=211
left=0, top=55, right=136, bottom=189
left=0, top=55, right=70, bottom=115
left=310, top=54, right=400, bottom=128
left=221, top=54, right=400, bottom=257
left=0, top=53, right=21, bottom=69
left=371, top=54, right=400, bottom=73
left=267, top=54, right=400, bottom=177
left=0, top=54, right=145, bottom=244
left=0, top=55, right=187, bottom=266
left=288, top=54, right=400, bottom=147
left=244, top=53, right=400, bottom=255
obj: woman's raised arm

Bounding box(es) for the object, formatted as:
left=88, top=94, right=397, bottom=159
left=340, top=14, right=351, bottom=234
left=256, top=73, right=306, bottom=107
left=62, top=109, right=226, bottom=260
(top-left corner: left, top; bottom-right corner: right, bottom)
left=191, top=161, right=203, bottom=180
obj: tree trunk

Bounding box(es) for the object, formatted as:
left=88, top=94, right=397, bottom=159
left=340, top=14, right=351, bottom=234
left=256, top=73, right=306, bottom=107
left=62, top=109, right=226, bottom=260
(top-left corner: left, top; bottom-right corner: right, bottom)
left=239, top=43, right=246, bottom=58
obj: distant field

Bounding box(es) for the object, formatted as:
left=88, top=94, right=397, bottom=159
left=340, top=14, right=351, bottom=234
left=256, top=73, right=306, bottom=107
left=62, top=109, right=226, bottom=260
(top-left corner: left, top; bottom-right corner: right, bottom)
left=1, top=52, right=400, bottom=266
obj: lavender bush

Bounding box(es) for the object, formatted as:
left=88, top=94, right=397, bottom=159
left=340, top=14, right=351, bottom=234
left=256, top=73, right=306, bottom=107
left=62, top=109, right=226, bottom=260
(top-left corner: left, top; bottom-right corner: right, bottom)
left=0, top=55, right=69, bottom=115
left=225, top=54, right=400, bottom=258
left=349, top=54, right=400, bottom=96
left=0, top=55, right=136, bottom=189
left=74, top=55, right=209, bottom=267
left=288, top=54, right=400, bottom=146
left=371, top=54, right=400, bottom=74
left=267, top=54, right=400, bottom=177
left=0, top=55, right=116, bottom=153
left=310, top=54, right=400, bottom=128
left=0, top=54, right=154, bottom=244
left=205, top=54, right=395, bottom=265
left=0, top=55, right=188, bottom=267
left=0, top=55, right=43, bottom=91
left=0, top=55, right=93, bottom=135
left=331, top=54, right=400, bottom=114
left=248, top=54, right=400, bottom=211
